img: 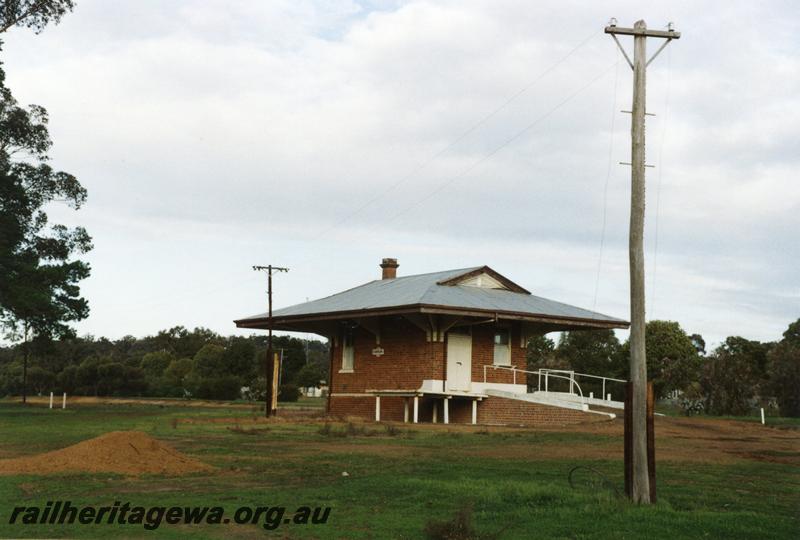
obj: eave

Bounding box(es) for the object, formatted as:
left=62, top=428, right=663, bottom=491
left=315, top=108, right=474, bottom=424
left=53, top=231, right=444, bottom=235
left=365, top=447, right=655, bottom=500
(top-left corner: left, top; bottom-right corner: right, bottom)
left=234, top=303, right=629, bottom=334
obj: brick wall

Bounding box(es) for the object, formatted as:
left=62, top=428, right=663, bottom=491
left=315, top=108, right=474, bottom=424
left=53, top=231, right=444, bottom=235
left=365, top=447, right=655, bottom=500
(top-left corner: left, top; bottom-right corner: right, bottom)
left=329, top=318, right=529, bottom=395
left=327, top=317, right=571, bottom=426
left=330, top=318, right=444, bottom=394
left=330, top=394, right=603, bottom=427
left=459, top=395, right=602, bottom=426
left=470, top=323, right=528, bottom=385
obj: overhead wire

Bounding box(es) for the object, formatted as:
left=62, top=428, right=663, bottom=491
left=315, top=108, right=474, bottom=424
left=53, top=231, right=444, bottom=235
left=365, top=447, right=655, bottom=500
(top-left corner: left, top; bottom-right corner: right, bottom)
left=592, top=48, right=620, bottom=312
left=377, top=61, right=619, bottom=228
left=119, top=29, right=611, bottom=318
left=288, top=28, right=603, bottom=265
left=650, top=45, right=672, bottom=318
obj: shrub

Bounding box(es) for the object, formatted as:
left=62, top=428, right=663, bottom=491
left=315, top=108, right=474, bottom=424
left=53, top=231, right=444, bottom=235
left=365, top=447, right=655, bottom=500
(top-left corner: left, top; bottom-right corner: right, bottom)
left=678, top=382, right=705, bottom=417
left=767, top=340, right=800, bottom=417
left=702, top=347, right=758, bottom=416
left=424, top=506, right=479, bottom=540
left=193, top=375, right=241, bottom=400
left=278, top=384, right=301, bottom=402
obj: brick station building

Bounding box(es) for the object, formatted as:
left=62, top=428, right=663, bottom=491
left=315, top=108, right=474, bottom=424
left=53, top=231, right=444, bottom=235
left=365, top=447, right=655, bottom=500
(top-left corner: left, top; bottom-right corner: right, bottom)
left=235, top=259, right=629, bottom=426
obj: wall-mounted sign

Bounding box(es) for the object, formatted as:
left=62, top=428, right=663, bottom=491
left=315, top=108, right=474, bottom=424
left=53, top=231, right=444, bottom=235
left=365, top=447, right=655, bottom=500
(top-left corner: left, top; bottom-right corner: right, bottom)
left=371, top=347, right=385, bottom=357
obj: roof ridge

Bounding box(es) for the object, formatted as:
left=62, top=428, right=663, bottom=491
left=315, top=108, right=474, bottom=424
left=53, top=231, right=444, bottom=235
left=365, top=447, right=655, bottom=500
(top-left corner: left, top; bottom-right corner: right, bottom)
left=272, top=267, right=482, bottom=308
left=391, top=266, right=483, bottom=280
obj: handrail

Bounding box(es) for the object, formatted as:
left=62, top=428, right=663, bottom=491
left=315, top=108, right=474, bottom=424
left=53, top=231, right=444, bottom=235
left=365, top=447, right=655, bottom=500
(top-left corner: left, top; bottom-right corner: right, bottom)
left=537, top=368, right=627, bottom=401
left=569, top=372, right=627, bottom=383
left=482, top=365, right=587, bottom=408
left=481, top=365, right=627, bottom=404
left=538, top=368, right=626, bottom=383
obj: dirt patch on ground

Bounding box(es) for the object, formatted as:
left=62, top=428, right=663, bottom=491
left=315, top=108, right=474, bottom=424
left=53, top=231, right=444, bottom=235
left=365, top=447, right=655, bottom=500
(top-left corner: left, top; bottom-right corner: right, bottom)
left=0, top=431, right=214, bottom=476
left=8, top=396, right=265, bottom=409
left=177, top=410, right=324, bottom=425
left=464, top=416, right=800, bottom=465
left=203, top=412, right=799, bottom=466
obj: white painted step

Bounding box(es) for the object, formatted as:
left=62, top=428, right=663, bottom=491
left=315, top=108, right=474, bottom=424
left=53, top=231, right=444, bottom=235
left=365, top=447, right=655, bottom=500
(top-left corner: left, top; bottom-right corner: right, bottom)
left=531, top=391, right=625, bottom=411
left=485, top=389, right=617, bottom=419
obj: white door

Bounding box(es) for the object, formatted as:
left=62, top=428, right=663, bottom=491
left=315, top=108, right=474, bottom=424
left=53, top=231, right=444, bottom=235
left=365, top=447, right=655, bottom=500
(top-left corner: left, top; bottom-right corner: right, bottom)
left=446, top=333, right=472, bottom=391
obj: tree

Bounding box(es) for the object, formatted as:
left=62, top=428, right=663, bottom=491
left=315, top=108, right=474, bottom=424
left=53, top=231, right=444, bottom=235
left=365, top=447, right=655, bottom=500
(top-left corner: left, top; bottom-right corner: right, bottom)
left=782, top=319, right=800, bottom=343
left=223, top=338, right=257, bottom=381
left=140, top=351, right=174, bottom=379
left=153, top=326, right=221, bottom=359
left=57, top=363, right=78, bottom=393
left=95, top=361, right=145, bottom=396
left=295, top=363, right=324, bottom=389
left=715, top=336, right=772, bottom=383
left=555, top=330, right=624, bottom=398
left=192, top=344, right=227, bottom=378
left=0, top=360, right=22, bottom=395
left=525, top=334, right=560, bottom=371
left=75, top=356, right=101, bottom=395
left=163, top=357, right=193, bottom=393
left=767, top=319, right=800, bottom=417
left=619, top=321, right=701, bottom=398
left=689, top=334, right=706, bottom=356
left=25, top=365, right=54, bottom=394
left=1, top=12, right=90, bottom=403
left=702, top=345, right=758, bottom=416
left=0, top=327, right=331, bottom=399
left=272, top=335, right=310, bottom=385
left=278, top=384, right=301, bottom=402
left=556, top=330, right=623, bottom=375
left=0, top=1, right=75, bottom=34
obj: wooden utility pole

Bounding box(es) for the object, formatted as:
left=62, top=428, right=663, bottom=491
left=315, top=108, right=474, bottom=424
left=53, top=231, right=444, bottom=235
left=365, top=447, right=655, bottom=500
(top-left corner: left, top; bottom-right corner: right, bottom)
left=253, top=264, right=289, bottom=417
left=605, top=18, right=679, bottom=504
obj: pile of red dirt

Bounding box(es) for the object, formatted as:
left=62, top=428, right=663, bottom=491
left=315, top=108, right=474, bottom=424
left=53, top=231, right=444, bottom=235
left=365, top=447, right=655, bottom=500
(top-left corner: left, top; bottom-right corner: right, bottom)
left=0, top=431, right=214, bottom=476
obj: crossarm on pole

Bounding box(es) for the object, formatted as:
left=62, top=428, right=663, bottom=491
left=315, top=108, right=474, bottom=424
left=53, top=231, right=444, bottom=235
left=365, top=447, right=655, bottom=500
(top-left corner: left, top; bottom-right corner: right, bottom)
left=610, top=34, right=634, bottom=69
left=646, top=38, right=673, bottom=66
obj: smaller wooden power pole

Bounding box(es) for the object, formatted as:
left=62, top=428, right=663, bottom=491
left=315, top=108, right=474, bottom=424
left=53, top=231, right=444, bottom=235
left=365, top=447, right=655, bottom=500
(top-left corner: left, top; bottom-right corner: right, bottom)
left=606, top=18, right=679, bottom=504
left=253, top=264, right=289, bottom=417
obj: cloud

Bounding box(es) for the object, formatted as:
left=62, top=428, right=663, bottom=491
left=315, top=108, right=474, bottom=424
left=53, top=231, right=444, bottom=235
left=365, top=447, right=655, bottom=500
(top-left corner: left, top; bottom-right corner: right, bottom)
left=1, top=0, right=797, bottom=346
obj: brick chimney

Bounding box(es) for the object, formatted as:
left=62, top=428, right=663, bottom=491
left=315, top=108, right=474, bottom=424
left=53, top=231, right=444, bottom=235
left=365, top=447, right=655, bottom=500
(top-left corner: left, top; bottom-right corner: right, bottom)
left=380, top=258, right=399, bottom=280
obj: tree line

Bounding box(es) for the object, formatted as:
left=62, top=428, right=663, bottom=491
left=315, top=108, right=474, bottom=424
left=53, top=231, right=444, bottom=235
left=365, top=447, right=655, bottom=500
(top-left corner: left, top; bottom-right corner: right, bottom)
left=0, top=326, right=329, bottom=402
left=527, top=318, right=800, bottom=417
left=1, top=4, right=796, bottom=417
left=2, top=318, right=797, bottom=419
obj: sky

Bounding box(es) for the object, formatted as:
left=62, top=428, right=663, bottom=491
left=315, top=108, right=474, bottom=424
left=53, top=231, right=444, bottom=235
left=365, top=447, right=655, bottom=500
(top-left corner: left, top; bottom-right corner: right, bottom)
left=1, top=0, right=797, bottom=349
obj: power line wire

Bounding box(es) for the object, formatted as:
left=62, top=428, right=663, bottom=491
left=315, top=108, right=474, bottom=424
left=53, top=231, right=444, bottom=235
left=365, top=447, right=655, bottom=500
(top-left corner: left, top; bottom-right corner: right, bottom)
left=593, top=49, right=621, bottom=311
left=650, top=46, right=672, bottom=318
left=289, top=28, right=603, bottom=264
left=382, top=61, right=618, bottom=227
left=116, top=29, right=611, bottom=315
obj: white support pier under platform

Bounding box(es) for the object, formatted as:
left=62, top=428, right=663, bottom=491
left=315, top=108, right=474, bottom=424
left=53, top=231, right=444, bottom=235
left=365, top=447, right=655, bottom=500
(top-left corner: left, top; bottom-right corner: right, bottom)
left=367, top=372, right=621, bottom=424
left=367, top=388, right=487, bottom=424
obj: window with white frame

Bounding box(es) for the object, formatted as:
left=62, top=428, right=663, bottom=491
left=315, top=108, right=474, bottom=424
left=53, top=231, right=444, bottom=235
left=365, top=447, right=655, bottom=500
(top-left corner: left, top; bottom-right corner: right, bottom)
left=493, top=329, right=511, bottom=366
left=341, top=331, right=355, bottom=372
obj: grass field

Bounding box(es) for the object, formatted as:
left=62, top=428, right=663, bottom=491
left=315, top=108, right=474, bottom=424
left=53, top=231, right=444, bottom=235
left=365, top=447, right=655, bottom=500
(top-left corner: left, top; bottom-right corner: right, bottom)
left=0, top=398, right=798, bottom=539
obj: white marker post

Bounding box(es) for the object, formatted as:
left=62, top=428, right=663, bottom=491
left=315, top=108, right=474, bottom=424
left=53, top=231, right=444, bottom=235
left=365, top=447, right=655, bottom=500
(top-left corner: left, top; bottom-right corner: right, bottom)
left=62, top=392, right=67, bottom=409
left=760, top=408, right=765, bottom=425
left=49, top=392, right=54, bottom=409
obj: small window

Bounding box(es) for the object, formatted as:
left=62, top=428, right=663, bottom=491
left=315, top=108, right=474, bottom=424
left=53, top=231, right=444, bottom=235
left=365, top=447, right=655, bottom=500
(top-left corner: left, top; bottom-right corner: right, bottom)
left=341, top=332, right=354, bottom=372
left=493, top=330, right=511, bottom=366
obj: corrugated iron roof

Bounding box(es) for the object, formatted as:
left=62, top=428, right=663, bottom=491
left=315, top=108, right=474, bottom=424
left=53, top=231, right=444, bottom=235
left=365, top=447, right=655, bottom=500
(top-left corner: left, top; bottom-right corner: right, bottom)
left=236, top=266, right=627, bottom=325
